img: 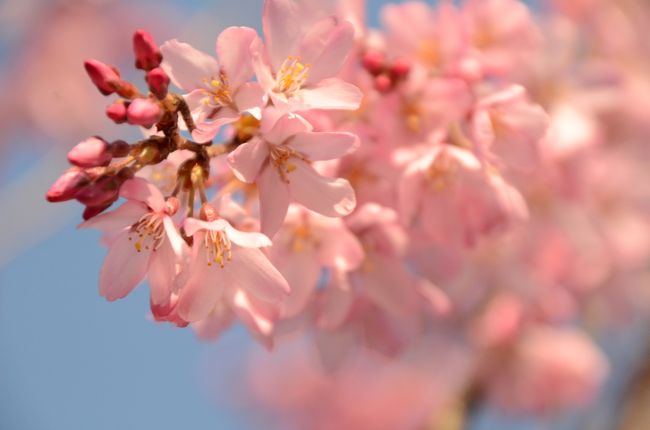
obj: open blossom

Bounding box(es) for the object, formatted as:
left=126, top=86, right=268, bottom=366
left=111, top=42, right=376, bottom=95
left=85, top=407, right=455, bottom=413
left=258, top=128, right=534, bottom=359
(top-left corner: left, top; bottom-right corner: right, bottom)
left=268, top=205, right=364, bottom=318
left=160, top=27, right=263, bottom=142
left=228, top=113, right=359, bottom=236
left=399, top=143, right=528, bottom=248
left=472, top=84, right=549, bottom=171
left=252, top=0, right=363, bottom=112
left=80, top=178, right=186, bottom=306
left=173, top=206, right=290, bottom=327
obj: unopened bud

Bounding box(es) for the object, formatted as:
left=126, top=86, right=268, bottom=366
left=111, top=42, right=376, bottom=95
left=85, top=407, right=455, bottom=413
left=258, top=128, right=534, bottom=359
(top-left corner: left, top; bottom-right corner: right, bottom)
left=390, top=58, right=411, bottom=80
left=110, top=140, right=131, bottom=158
left=75, top=176, right=121, bottom=207
left=82, top=203, right=113, bottom=221
left=46, top=169, right=90, bottom=202
left=106, top=101, right=128, bottom=124
left=127, top=98, right=162, bottom=128
left=362, top=50, right=386, bottom=75
left=165, top=197, right=180, bottom=216
left=133, top=30, right=162, bottom=71
left=146, top=67, right=170, bottom=99
left=84, top=59, right=121, bottom=95
left=200, top=203, right=219, bottom=222
left=68, top=137, right=112, bottom=168
left=374, top=74, right=393, bottom=93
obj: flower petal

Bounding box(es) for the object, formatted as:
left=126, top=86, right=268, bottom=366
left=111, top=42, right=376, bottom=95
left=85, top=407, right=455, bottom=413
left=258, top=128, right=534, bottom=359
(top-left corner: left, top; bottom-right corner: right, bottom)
left=163, top=216, right=187, bottom=257
left=275, top=249, right=322, bottom=318
left=300, top=17, right=355, bottom=84
left=191, top=108, right=240, bottom=143
left=231, top=289, right=276, bottom=349
left=297, top=78, right=362, bottom=111
left=258, top=165, right=290, bottom=237
left=99, top=230, right=150, bottom=301
left=264, top=113, right=312, bottom=145
left=183, top=217, right=229, bottom=237
left=289, top=131, right=359, bottom=160
left=217, top=26, right=258, bottom=89
left=147, top=236, right=178, bottom=306
left=79, top=201, right=147, bottom=233
left=119, top=178, right=166, bottom=212
left=160, top=39, right=219, bottom=91
left=288, top=160, right=356, bottom=217
left=262, top=0, right=302, bottom=70
left=224, top=224, right=272, bottom=248
left=233, top=82, right=266, bottom=116
left=176, top=240, right=225, bottom=322
left=227, top=137, right=269, bottom=183
left=227, top=247, right=290, bottom=303
left=318, top=224, right=365, bottom=271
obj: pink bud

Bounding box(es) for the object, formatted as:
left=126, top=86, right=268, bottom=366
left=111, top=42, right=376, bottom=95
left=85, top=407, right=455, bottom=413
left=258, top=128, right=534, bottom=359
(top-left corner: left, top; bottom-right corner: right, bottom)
left=106, top=101, right=128, bottom=124
left=75, top=176, right=121, bottom=207
left=133, top=29, right=162, bottom=71
left=126, top=98, right=162, bottom=128
left=110, top=140, right=131, bottom=158
left=165, top=197, right=180, bottom=216
left=67, top=137, right=112, bottom=168
left=46, top=169, right=90, bottom=202
left=374, top=74, right=393, bottom=93
left=390, top=58, right=411, bottom=80
left=146, top=67, right=170, bottom=99
left=200, top=203, right=219, bottom=221
left=362, top=50, right=386, bottom=75
left=84, top=59, right=121, bottom=95
left=82, top=203, right=113, bottom=221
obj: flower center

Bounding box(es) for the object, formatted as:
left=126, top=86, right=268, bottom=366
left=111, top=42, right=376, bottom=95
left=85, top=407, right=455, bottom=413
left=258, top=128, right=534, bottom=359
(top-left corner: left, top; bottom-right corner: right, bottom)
left=274, top=56, right=311, bottom=95
left=290, top=223, right=319, bottom=253
left=200, top=73, right=233, bottom=108
left=129, top=212, right=166, bottom=252
left=204, top=229, right=232, bottom=268
left=426, top=152, right=459, bottom=191
left=269, top=145, right=309, bottom=183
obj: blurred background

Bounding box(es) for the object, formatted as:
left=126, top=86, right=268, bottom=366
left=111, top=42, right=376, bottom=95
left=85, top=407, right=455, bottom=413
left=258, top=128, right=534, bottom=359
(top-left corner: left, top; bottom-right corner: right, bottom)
left=2, top=1, right=650, bottom=429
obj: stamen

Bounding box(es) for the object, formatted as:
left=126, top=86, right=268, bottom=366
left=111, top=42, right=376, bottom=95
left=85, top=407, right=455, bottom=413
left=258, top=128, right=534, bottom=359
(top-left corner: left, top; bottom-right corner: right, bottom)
left=426, top=152, right=459, bottom=191
left=274, top=56, right=311, bottom=95
left=204, top=230, right=232, bottom=268
left=128, top=212, right=166, bottom=252
left=269, top=145, right=309, bottom=183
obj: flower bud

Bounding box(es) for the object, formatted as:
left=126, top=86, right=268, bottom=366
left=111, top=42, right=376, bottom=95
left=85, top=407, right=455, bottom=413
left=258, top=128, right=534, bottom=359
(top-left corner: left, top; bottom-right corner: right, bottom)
left=200, top=203, right=219, bottom=222
left=374, top=74, right=393, bottom=93
left=84, top=59, right=121, bottom=95
left=110, top=140, right=131, bottom=158
left=390, top=58, right=411, bottom=80
left=133, top=29, right=162, bottom=71
left=165, top=197, right=180, bottom=216
left=67, top=137, right=112, bottom=168
left=127, top=98, right=162, bottom=128
left=362, top=50, right=386, bottom=75
left=46, top=169, right=90, bottom=202
left=75, top=176, right=121, bottom=207
left=146, top=67, right=170, bottom=99
left=106, top=101, right=128, bottom=124
left=82, top=202, right=113, bottom=220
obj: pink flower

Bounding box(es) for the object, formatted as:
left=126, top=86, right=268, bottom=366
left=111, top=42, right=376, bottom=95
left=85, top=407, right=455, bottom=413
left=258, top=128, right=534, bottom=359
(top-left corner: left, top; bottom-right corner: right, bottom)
left=80, top=178, right=186, bottom=306
left=399, top=143, right=528, bottom=248
left=268, top=205, right=364, bottom=318
left=160, top=27, right=263, bottom=142
left=228, top=113, right=359, bottom=237
left=485, top=327, right=609, bottom=413
left=173, top=209, right=290, bottom=326
left=252, top=0, right=363, bottom=112
left=472, top=85, right=549, bottom=172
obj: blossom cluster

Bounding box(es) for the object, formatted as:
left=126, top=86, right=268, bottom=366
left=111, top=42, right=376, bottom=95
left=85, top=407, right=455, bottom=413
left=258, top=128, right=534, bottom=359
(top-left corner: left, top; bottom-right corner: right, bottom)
left=46, top=0, right=650, bottom=424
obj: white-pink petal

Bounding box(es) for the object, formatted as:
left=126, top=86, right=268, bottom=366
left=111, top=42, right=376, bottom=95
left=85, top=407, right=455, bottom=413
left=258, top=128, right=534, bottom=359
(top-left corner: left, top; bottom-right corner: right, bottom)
left=216, top=26, right=258, bottom=89
left=99, top=230, right=150, bottom=301
left=160, top=39, right=220, bottom=91
left=288, top=160, right=356, bottom=217
left=258, top=165, right=291, bottom=237
left=79, top=201, right=147, bottom=233
left=289, top=131, right=359, bottom=161
left=297, top=78, right=362, bottom=111
left=227, top=247, right=290, bottom=303
left=227, top=138, right=269, bottom=183
left=119, top=178, right=166, bottom=212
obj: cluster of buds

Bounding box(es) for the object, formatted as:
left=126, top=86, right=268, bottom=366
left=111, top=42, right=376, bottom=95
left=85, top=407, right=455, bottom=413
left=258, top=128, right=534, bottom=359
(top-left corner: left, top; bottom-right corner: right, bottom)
left=47, top=29, right=208, bottom=220
left=361, top=49, right=411, bottom=92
